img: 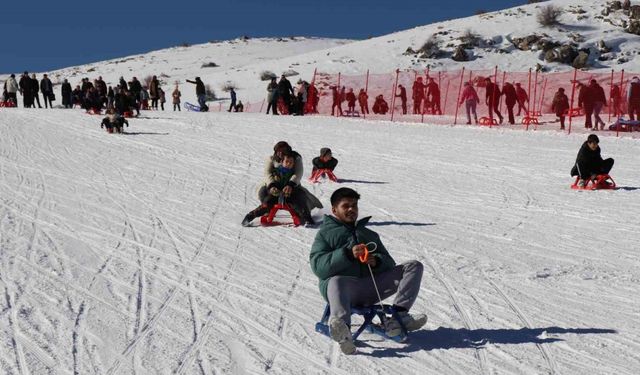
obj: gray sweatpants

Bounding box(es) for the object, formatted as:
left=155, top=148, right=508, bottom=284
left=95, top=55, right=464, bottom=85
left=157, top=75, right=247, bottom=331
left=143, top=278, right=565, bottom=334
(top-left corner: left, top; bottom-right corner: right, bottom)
left=327, top=260, right=423, bottom=324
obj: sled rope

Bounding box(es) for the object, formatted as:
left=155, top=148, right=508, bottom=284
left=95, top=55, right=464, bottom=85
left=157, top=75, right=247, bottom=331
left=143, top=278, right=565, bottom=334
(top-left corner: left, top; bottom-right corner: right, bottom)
left=358, top=242, right=386, bottom=315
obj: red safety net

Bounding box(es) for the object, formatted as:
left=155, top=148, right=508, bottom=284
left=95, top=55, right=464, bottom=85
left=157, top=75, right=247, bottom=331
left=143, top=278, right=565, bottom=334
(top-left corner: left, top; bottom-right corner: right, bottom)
left=238, top=68, right=639, bottom=137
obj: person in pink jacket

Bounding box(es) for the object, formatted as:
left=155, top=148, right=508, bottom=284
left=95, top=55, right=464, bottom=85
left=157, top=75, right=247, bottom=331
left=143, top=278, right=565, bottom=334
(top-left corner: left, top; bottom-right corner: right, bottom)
left=459, top=82, right=480, bottom=124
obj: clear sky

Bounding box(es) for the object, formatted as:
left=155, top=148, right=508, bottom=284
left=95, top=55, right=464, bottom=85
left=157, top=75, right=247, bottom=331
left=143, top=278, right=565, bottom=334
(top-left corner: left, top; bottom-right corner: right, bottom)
left=1, top=0, right=525, bottom=74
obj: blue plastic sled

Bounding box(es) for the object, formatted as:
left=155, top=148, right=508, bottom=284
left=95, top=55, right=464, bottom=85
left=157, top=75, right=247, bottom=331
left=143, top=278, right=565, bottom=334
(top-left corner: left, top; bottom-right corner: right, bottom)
left=184, top=102, right=209, bottom=112
left=315, top=304, right=409, bottom=343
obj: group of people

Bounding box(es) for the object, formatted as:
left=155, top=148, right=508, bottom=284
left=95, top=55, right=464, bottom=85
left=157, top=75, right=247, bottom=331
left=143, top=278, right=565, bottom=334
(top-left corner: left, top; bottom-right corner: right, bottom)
left=265, top=74, right=317, bottom=116
left=2, top=72, right=55, bottom=108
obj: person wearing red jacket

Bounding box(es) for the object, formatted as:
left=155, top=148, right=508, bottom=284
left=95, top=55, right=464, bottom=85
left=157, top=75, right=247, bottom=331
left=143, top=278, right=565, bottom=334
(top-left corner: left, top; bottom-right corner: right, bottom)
left=395, top=84, right=407, bottom=114
left=412, top=77, right=425, bottom=114
left=502, top=82, right=518, bottom=125
left=484, top=78, right=503, bottom=123
left=425, top=78, right=441, bottom=115
left=551, top=88, right=570, bottom=130
left=458, top=82, right=479, bottom=124
left=345, top=88, right=356, bottom=114
left=589, top=80, right=607, bottom=130
left=515, top=83, right=529, bottom=116
left=357, top=89, right=369, bottom=114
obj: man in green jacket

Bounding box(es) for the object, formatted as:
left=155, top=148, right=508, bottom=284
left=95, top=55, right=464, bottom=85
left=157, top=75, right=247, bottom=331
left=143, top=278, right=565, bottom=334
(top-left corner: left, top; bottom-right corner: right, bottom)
left=310, top=187, right=427, bottom=354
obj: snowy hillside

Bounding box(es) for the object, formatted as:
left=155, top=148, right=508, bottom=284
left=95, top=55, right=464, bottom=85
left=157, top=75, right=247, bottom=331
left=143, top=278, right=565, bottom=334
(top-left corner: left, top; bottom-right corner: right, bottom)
left=0, top=109, right=639, bottom=374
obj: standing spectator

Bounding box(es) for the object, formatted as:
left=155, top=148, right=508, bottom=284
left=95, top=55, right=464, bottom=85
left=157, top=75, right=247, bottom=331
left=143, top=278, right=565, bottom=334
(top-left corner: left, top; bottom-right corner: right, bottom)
left=186, top=77, right=207, bottom=111
left=590, top=80, right=607, bottom=130
left=426, top=78, right=441, bottom=115
left=172, top=85, right=181, bottom=111
left=577, top=82, right=595, bottom=129
left=107, top=86, right=115, bottom=109
left=19, top=72, right=33, bottom=108
left=71, top=85, right=83, bottom=108
left=345, top=88, right=356, bottom=114
left=458, top=82, right=479, bottom=125
left=228, top=87, right=237, bottom=112
left=412, top=77, right=425, bottom=114
left=140, top=87, right=150, bottom=110
left=5, top=74, right=19, bottom=106
left=266, top=77, right=278, bottom=115
left=297, top=81, right=308, bottom=115
left=515, top=82, right=529, bottom=116
left=358, top=89, right=369, bottom=115
left=159, top=87, right=166, bottom=111
left=331, top=86, right=343, bottom=116
left=485, top=78, right=503, bottom=123
left=40, top=74, right=54, bottom=108
left=502, top=82, right=517, bottom=125
left=551, top=87, right=570, bottom=130
left=610, top=84, right=622, bottom=118
left=61, top=79, right=72, bottom=108
left=30, top=74, right=42, bottom=108
left=395, top=84, right=407, bottom=115
left=278, top=74, right=294, bottom=113
left=119, top=76, right=128, bottom=92
left=149, top=75, right=160, bottom=109
left=627, top=76, right=640, bottom=121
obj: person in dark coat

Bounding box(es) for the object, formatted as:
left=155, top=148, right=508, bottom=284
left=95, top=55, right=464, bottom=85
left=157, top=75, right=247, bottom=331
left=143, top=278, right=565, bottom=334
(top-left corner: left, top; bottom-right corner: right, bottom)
left=30, top=74, right=42, bottom=108
left=570, top=134, right=614, bottom=187
left=589, top=80, right=607, bottom=130
left=412, top=77, right=425, bottom=114
left=395, top=84, right=407, bottom=115
left=577, top=82, right=595, bottom=129
left=312, top=148, right=338, bottom=173
left=81, top=78, right=93, bottom=96
left=425, top=78, right=441, bottom=115
left=228, top=87, right=237, bottom=112
left=610, top=84, right=622, bottom=118
left=40, top=74, right=54, bottom=108
left=345, top=89, right=356, bottom=114
left=551, top=88, right=570, bottom=130
left=119, top=77, right=128, bottom=92
left=358, top=89, right=369, bottom=114
left=515, top=83, right=529, bottom=116
left=149, top=75, right=160, bottom=109
left=266, top=77, right=279, bottom=115
left=61, top=78, right=73, bottom=108
left=627, top=76, right=640, bottom=121
left=71, top=85, right=83, bottom=108
left=277, top=74, right=294, bottom=113
left=128, top=77, right=142, bottom=106
left=485, top=78, right=503, bottom=123
left=372, top=95, right=389, bottom=114
left=502, top=82, right=518, bottom=125
left=331, top=86, right=343, bottom=116
left=186, top=77, right=207, bottom=110
left=309, top=187, right=426, bottom=355
left=19, top=72, right=33, bottom=108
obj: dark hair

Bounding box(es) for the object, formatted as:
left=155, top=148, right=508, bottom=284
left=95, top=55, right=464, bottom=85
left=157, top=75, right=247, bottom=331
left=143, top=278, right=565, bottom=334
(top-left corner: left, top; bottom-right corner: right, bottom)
left=280, top=149, right=295, bottom=160
left=273, top=141, right=291, bottom=154
left=587, top=134, right=599, bottom=144
left=330, top=188, right=360, bottom=207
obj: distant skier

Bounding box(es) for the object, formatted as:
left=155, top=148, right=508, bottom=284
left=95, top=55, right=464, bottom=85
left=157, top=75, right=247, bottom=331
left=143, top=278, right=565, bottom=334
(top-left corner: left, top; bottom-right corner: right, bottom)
left=186, top=77, right=207, bottom=111
left=570, top=134, right=614, bottom=187
left=309, top=187, right=427, bottom=355
left=551, top=87, right=570, bottom=130
left=278, top=74, right=294, bottom=113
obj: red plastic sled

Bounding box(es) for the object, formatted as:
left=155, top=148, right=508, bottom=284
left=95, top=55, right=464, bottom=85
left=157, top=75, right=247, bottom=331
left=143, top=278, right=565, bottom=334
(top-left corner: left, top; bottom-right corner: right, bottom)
left=571, top=174, right=616, bottom=190
left=260, top=203, right=302, bottom=226
left=478, top=117, right=499, bottom=126
left=309, top=169, right=338, bottom=183
left=0, top=101, right=17, bottom=108
left=564, top=108, right=583, bottom=117
left=521, top=116, right=539, bottom=126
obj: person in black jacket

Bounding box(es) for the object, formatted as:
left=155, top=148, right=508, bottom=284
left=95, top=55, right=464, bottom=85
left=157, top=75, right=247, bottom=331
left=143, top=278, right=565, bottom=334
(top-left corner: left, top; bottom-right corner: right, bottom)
left=502, top=82, right=517, bottom=125
left=186, top=77, right=207, bottom=111
left=61, top=79, right=72, bottom=108
left=30, top=74, right=42, bottom=108
left=40, top=74, right=54, bottom=108
left=277, top=74, right=294, bottom=113
left=485, top=78, right=503, bottom=124
left=19, top=72, right=33, bottom=108
left=312, top=148, right=338, bottom=173
left=570, top=134, right=614, bottom=187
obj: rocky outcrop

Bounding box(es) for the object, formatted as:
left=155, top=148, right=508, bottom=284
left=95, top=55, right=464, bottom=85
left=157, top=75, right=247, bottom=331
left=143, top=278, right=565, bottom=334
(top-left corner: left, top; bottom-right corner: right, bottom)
left=452, top=46, right=470, bottom=62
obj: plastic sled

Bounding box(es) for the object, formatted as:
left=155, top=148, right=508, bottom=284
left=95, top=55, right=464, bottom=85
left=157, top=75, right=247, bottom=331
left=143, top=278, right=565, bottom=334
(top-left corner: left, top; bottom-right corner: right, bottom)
left=478, top=117, right=499, bottom=126
left=521, top=116, right=539, bottom=125
left=571, top=174, right=616, bottom=190
left=609, top=119, right=640, bottom=132
left=260, top=203, right=302, bottom=227
left=0, top=101, right=17, bottom=108
left=309, top=169, right=338, bottom=183
left=315, top=304, right=409, bottom=344
left=564, top=108, right=583, bottom=117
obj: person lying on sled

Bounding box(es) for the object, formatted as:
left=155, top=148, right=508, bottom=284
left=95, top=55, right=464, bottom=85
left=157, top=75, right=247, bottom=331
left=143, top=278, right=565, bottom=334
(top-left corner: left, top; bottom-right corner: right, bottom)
left=312, top=148, right=338, bottom=174
left=242, top=150, right=308, bottom=226
left=309, top=187, right=427, bottom=355
left=100, top=113, right=129, bottom=133
left=570, top=134, right=614, bottom=187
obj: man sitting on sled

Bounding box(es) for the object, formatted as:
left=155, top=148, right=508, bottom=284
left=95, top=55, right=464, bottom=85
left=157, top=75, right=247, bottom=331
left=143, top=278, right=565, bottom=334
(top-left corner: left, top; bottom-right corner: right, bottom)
left=571, top=134, right=614, bottom=188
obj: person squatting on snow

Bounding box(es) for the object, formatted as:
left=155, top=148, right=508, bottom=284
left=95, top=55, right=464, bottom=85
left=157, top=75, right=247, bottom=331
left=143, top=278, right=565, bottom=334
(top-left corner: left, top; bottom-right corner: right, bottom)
left=627, top=76, right=640, bottom=121
left=484, top=77, right=503, bottom=123
left=395, top=84, right=407, bottom=115
left=551, top=88, right=570, bottom=130
left=186, top=77, right=207, bottom=111
left=243, top=141, right=322, bottom=226
left=372, top=95, right=389, bottom=115
left=312, top=148, right=338, bottom=174
left=100, top=113, right=129, bottom=133
left=570, top=134, right=614, bottom=187
left=515, top=82, right=529, bottom=116
left=459, top=81, right=479, bottom=125
left=309, top=187, right=427, bottom=355
left=172, top=85, right=181, bottom=111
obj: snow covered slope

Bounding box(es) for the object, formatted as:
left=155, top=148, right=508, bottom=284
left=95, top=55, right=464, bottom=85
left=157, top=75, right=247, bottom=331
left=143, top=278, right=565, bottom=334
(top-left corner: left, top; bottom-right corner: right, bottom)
left=0, top=108, right=639, bottom=374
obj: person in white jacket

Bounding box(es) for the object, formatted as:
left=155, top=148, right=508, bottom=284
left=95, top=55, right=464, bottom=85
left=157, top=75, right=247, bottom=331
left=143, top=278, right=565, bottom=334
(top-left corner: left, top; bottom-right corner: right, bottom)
left=4, top=74, right=19, bottom=105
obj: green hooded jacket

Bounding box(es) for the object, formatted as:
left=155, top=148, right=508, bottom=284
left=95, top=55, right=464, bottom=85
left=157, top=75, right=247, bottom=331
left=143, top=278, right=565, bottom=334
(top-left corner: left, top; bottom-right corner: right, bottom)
left=310, top=215, right=396, bottom=301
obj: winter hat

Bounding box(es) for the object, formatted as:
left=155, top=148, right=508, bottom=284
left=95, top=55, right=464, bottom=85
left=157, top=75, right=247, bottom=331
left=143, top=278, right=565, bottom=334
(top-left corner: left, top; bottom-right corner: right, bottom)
left=320, top=147, right=332, bottom=157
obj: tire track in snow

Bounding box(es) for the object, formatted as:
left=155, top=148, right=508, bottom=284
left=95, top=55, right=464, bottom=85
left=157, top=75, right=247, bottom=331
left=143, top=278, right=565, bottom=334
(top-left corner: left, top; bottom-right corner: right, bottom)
left=483, top=271, right=558, bottom=375
left=4, top=289, right=29, bottom=375
left=423, top=253, right=490, bottom=375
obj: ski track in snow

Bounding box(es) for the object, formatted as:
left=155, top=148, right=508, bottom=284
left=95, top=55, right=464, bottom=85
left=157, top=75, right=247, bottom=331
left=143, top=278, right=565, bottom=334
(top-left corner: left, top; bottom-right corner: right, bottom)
left=0, top=108, right=639, bottom=374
